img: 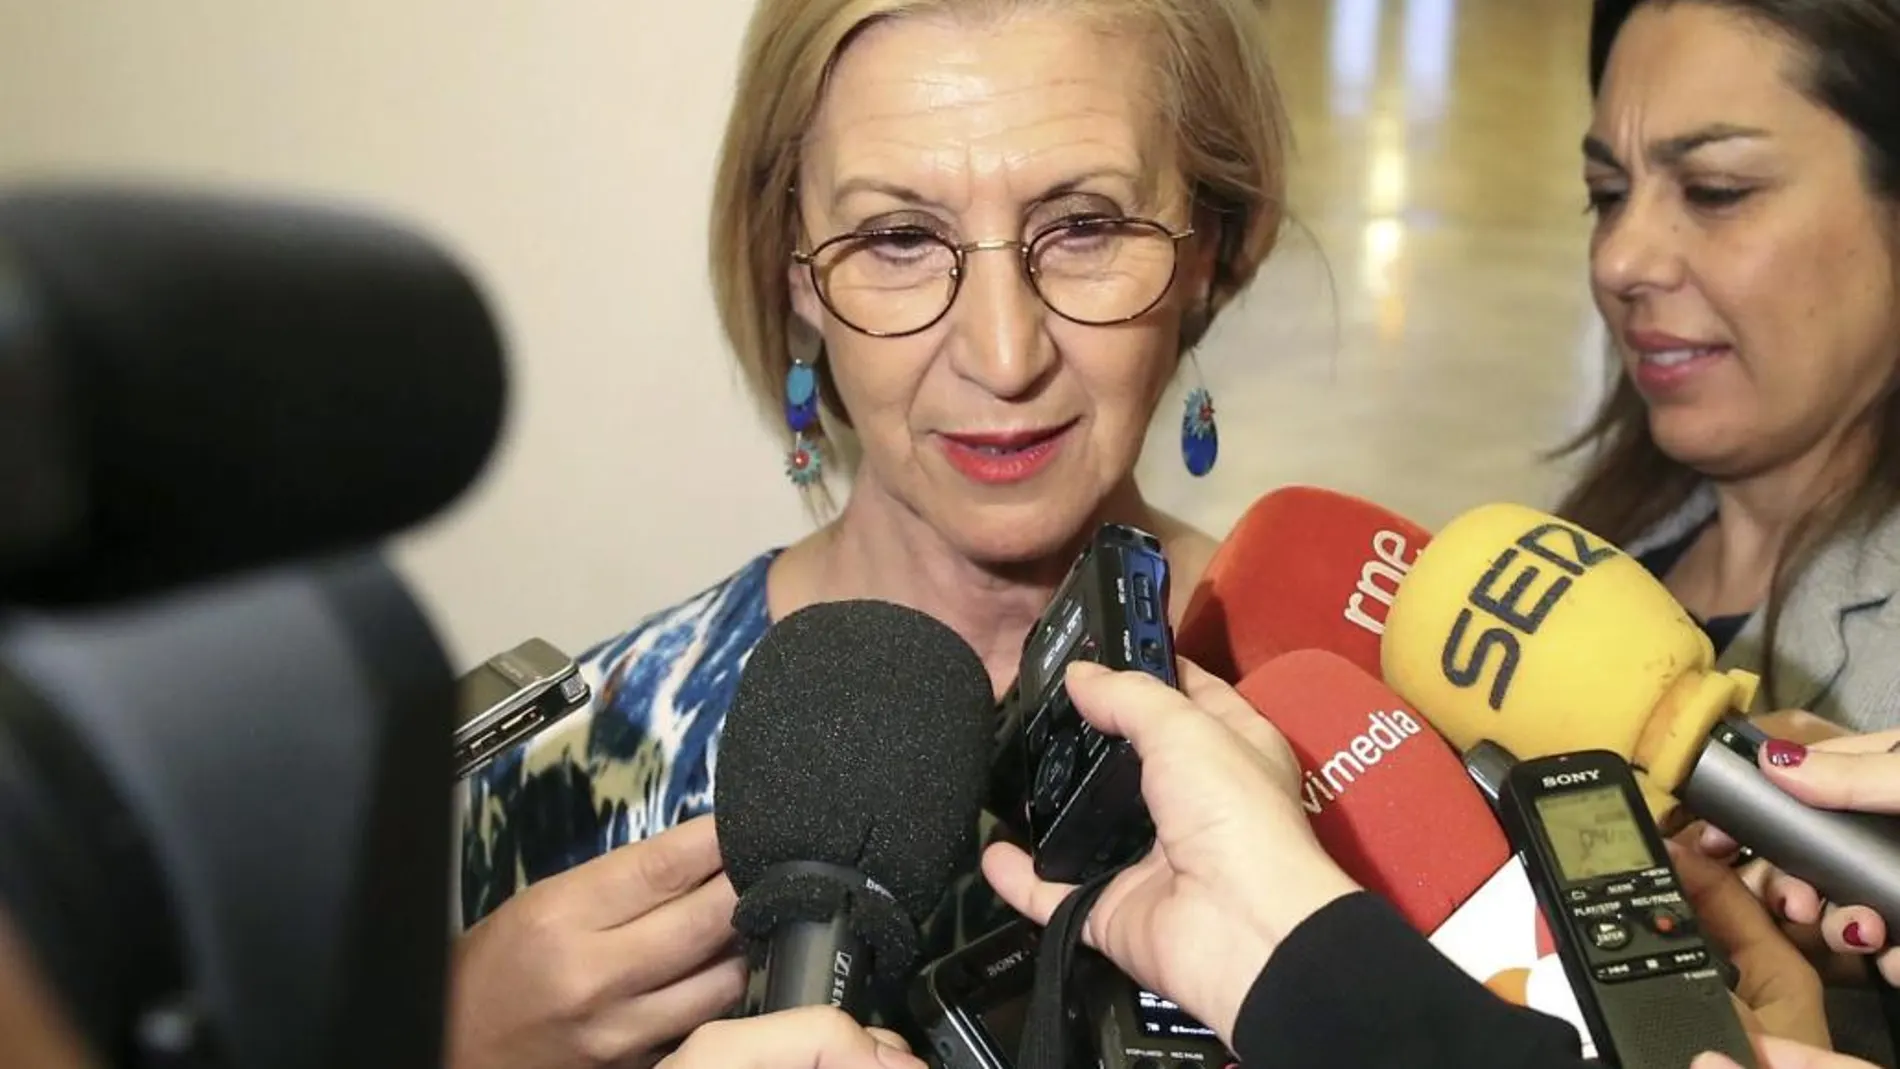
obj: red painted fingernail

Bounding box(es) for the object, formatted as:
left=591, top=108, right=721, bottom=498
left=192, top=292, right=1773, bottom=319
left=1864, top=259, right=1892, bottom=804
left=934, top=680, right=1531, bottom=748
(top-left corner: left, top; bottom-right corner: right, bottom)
left=1764, top=739, right=1808, bottom=768
left=1845, top=922, right=1871, bottom=949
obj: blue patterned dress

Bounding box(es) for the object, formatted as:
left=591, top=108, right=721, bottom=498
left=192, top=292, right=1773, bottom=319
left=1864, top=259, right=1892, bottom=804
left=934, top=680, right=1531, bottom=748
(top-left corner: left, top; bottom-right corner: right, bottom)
left=454, top=550, right=1012, bottom=959
left=456, top=551, right=778, bottom=927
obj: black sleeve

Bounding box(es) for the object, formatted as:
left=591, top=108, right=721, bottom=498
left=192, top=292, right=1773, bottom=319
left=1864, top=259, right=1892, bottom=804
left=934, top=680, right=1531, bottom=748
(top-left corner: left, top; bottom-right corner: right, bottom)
left=1232, top=891, right=1592, bottom=1069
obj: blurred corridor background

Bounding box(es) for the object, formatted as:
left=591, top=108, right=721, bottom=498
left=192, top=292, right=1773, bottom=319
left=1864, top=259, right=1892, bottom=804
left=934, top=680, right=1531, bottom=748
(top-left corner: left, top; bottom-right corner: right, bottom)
left=0, top=0, right=1604, bottom=666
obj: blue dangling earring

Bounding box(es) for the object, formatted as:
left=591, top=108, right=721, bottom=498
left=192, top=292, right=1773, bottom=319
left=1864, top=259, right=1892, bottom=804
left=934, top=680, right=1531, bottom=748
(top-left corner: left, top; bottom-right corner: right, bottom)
left=1180, top=355, right=1218, bottom=477
left=784, top=355, right=823, bottom=486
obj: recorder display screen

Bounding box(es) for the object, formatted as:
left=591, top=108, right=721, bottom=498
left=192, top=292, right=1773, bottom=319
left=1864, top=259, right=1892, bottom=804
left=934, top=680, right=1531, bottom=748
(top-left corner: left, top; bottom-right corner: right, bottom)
left=977, top=985, right=1215, bottom=1054
left=1534, top=784, right=1655, bottom=881
left=1135, top=988, right=1217, bottom=1040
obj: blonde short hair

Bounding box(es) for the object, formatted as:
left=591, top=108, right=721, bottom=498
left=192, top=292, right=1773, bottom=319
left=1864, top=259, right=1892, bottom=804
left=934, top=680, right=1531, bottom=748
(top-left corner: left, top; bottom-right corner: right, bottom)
left=709, top=0, right=1288, bottom=483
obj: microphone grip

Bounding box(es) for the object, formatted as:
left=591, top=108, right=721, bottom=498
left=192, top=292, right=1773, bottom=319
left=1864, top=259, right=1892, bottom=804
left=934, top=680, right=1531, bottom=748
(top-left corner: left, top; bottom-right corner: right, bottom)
left=757, top=915, right=871, bottom=1018
left=1682, top=737, right=1900, bottom=945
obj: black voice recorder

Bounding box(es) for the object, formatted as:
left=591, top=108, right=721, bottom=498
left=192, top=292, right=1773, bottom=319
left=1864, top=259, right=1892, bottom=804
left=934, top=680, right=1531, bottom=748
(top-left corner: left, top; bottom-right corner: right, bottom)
left=1488, top=747, right=1758, bottom=1069
left=909, top=919, right=1230, bottom=1069
left=991, top=523, right=1178, bottom=883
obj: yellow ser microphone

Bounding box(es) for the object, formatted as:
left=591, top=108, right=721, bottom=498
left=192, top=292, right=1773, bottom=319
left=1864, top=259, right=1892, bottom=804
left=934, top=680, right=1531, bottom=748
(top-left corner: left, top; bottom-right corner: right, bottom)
left=1382, top=502, right=1900, bottom=940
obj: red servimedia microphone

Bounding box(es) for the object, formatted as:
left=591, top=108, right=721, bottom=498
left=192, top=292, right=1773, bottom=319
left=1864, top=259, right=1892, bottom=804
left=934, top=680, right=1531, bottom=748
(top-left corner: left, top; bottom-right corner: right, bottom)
left=1177, top=487, right=1431, bottom=682
left=1233, top=648, right=1508, bottom=933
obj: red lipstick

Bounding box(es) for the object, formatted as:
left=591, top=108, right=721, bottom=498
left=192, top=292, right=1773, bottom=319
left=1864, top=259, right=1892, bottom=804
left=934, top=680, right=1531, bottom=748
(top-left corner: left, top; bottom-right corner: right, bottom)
left=937, top=423, right=1075, bottom=485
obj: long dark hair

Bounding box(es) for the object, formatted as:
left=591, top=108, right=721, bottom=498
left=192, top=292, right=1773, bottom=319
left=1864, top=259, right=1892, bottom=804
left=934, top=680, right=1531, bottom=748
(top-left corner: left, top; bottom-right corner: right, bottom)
left=1558, top=0, right=1900, bottom=704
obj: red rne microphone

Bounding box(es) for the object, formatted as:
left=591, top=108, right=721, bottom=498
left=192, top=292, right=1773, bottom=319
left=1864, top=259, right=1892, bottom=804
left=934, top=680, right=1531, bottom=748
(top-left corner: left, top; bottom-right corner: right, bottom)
left=1178, top=486, right=1430, bottom=683
left=1235, top=649, right=1593, bottom=1044
left=1233, top=648, right=1506, bottom=932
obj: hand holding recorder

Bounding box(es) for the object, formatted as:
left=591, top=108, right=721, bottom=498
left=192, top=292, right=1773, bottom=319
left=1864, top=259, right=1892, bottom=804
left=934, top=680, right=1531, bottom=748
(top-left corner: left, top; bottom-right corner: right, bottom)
left=1698, top=1036, right=1883, bottom=1069
left=981, top=658, right=1362, bottom=1046
left=981, top=657, right=1844, bottom=1069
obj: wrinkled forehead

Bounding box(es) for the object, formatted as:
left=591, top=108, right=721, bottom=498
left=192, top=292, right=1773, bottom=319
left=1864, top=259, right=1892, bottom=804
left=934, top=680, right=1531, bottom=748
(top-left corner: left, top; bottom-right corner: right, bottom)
left=1593, top=5, right=1807, bottom=145
left=797, top=12, right=1182, bottom=214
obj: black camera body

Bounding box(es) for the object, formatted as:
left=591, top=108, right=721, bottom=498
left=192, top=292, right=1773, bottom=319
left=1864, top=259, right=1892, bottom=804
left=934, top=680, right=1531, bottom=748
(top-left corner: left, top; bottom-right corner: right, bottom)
left=992, top=523, right=1178, bottom=884
left=909, top=920, right=1228, bottom=1069
left=0, top=186, right=505, bottom=1069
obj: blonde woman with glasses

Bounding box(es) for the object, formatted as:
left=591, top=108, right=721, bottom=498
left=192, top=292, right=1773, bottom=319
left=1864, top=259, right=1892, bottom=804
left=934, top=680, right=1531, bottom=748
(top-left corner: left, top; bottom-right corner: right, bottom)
left=447, top=2, right=1289, bottom=1067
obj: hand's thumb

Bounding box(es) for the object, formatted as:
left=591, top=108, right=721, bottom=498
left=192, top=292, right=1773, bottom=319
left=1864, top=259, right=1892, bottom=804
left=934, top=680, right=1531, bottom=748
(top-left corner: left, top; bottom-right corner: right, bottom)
left=866, top=1028, right=919, bottom=1066
left=665, top=1008, right=927, bottom=1069
left=1760, top=742, right=1900, bottom=814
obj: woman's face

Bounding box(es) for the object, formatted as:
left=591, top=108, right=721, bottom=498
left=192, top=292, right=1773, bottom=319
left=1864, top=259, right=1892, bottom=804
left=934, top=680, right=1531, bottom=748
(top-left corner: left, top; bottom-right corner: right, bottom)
left=791, top=12, right=1212, bottom=565
left=1586, top=2, right=1900, bottom=480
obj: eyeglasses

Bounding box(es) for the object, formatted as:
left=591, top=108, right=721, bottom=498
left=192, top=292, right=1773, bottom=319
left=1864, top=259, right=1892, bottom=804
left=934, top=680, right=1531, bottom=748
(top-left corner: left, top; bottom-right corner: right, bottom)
left=792, top=216, right=1195, bottom=338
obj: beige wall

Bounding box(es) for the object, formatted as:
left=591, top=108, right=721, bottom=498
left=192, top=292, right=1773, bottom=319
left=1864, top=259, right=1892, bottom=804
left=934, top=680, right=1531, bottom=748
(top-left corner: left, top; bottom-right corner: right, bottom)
left=0, top=0, right=1263, bottom=669
left=0, top=2, right=1597, bottom=668
left=0, top=1, right=816, bottom=667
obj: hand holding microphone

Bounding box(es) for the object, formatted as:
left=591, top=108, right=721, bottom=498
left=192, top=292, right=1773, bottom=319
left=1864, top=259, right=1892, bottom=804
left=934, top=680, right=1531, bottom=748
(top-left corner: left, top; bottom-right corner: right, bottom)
left=657, top=1008, right=922, bottom=1069
left=446, top=817, right=746, bottom=1069
left=980, top=658, right=1362, bottom=1046
left=1698, top=729, right=1900, bottom=986
left=1381, top=502, right=1900, bottom=948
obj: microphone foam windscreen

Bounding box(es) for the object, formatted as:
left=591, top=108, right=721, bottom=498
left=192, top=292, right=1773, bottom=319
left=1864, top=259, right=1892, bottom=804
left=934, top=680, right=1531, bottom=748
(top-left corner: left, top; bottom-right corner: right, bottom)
left=1380, top=502, right=1756, bottom=800
left=1236, top=649, right=1509, bottom=933
left=717, top=599, right=994, bottom=925
left=1177, top=486, right=1430, bottom=682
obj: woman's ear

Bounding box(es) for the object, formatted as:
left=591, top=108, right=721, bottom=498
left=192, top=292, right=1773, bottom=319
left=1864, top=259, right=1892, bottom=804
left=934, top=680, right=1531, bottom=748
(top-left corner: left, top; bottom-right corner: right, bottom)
left=1175, top=208, right=1222, bottom=348
left=788, top=261, right=824, bottom=335
left=1188, top=202, right=1229, bottom=317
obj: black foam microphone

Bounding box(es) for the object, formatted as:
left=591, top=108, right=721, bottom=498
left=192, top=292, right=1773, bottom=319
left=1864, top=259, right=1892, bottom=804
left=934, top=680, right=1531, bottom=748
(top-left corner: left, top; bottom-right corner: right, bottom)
left=717, top=600, right=993, bottom=1019
left=0, top=185, right=507, bottom=604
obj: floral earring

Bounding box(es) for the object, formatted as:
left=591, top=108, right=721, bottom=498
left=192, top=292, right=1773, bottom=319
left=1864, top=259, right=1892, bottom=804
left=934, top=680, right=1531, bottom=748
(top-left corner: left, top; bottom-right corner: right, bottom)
left=1180, top=353, right=1218, bottom=477
left=784, top=353, right=823, bottom=486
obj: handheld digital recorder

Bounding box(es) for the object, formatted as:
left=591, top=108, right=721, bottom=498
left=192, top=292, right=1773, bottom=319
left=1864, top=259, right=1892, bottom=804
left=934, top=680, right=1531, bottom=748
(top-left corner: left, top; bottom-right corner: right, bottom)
left=991, top=523, right=1178, bottom=883
left=909, top=920, right=1229, bottom=1069
left=1493, top=749, right=1757, bottom=1069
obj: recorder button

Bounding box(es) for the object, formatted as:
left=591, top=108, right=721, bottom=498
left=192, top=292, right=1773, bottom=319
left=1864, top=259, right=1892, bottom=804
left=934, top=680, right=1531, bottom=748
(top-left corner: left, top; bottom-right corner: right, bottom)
left=1590, top=920, right=1632, bottom=952
left=1130, top=1060, right=1161, bottom=1069
left=1647, top=907, right=1688, bottom=936
left=1033, top=732, right=1080, bottom=815
left=1135, top=595, right=1157, bottom=624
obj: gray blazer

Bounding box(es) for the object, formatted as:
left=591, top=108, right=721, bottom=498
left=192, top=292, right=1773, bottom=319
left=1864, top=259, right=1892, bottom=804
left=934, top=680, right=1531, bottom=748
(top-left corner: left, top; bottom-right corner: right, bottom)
left=1632, top=486, right=1900, bottom=1067
left=1625, top=483, right=1900, bottom=733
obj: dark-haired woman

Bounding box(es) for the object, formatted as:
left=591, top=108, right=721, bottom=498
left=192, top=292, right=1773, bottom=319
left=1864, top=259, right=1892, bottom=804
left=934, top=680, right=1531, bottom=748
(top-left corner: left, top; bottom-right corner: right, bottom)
left=1558, top=1, right=1900, bottom=1062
